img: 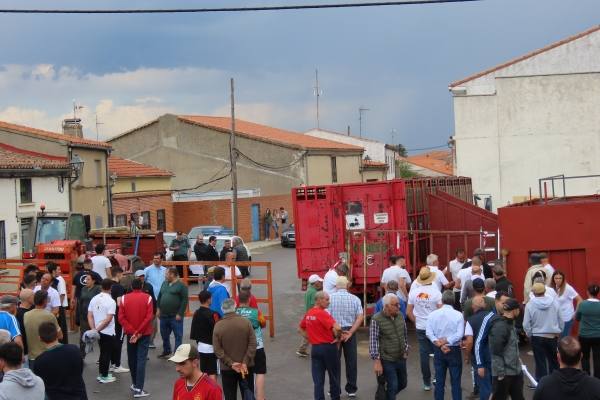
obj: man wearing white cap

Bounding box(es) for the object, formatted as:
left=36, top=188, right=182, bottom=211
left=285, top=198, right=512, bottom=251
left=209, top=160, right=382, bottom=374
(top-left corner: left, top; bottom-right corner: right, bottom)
left=328, top=276, right=364, bottom=398
left=297, top=274, right=323, bottom=357
left=169, top=343, right=223, bottom=400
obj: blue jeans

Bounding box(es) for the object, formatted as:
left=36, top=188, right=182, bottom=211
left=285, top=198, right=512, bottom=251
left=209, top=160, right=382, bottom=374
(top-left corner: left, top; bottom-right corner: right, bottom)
left=433, top=346, right=462, bottom=400
left=382, top=359, right=407, bottom=400
left=264, top=222, right=270, bottom=239
left=338, top=329, right=358, bottom=394
left=562, top=319, right=574, bottom=338
left=416, top=329, right=434, bottom=386
left=159, top=316, right=183, bottom=354
left=475, top=361, right=492, bottom=400
left=311, top=343, right=340, bottom=400
left=127, top=335, right=150, bottom=391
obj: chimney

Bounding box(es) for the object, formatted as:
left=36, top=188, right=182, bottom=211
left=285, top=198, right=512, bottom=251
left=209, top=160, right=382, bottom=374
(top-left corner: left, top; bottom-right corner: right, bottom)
left=62, top=118, right=83, bottom=138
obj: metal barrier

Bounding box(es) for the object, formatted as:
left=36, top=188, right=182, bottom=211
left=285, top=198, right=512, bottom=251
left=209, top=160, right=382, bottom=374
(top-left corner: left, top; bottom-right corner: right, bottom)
left=162, top=260, right=275, bottom=337
left=0, top=259, right=76, bottom=330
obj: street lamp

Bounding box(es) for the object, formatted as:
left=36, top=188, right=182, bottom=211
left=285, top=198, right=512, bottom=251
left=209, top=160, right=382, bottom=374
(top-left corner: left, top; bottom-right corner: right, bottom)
left=69, top=154, right=84, bottom=182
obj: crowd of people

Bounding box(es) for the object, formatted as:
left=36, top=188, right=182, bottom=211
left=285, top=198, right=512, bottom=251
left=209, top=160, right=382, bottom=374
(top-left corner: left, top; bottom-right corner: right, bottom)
left=0, top=247, right=266, bottom=400
left=262, top=206, right=289, bottom=241
left=299, top=250, right=600, bottom=400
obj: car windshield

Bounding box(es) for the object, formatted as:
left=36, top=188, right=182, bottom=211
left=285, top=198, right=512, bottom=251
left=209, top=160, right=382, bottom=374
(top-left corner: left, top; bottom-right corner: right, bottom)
left=163, top=234, right=176, bottom=246
left=35, top=218, right=67, bottom=244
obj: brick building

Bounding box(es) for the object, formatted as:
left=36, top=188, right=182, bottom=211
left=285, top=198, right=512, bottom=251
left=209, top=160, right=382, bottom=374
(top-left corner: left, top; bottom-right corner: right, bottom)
left=109, top=157, right=175, bottom=232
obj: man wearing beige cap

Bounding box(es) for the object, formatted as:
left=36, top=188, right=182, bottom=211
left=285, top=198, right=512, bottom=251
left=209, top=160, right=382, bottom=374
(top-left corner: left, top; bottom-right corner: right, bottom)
left=328, top=275, right=363, bottom=398
left=297, top=274, right=323, bottom=357
left=407, top=267, right=442, bottom=391
left=169, top=343, right=223, bottom=400
left=524, top=282, right=563, bottom=382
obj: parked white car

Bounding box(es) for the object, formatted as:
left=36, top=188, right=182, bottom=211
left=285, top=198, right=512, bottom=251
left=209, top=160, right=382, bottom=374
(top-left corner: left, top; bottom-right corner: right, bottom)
left=163, top=232, right=178, bottom=261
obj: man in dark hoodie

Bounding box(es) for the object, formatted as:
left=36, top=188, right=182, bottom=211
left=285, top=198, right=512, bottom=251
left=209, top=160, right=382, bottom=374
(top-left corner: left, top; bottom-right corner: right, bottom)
left=0, top=342, right=45, bottom=400
left=534, top=336, right=600, bottom=400
left=489, top=298, right=524, bottom=400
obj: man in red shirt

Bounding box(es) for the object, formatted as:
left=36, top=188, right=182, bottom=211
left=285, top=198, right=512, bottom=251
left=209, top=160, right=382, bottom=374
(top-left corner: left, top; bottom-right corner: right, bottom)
left=170, top=343, right=223, bottom=400
left=119, top=278, right=154, bottom=397
left=299, top=290, right=343, bottom=400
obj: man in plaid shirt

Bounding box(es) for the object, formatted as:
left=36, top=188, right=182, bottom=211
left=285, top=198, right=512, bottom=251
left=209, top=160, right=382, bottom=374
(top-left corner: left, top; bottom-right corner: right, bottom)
left=328, top=276, right=363, bottom=398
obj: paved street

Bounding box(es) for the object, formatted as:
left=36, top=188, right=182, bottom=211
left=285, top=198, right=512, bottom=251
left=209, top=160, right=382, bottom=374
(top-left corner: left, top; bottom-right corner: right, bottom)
left=81, top=245, right=535, bottom=399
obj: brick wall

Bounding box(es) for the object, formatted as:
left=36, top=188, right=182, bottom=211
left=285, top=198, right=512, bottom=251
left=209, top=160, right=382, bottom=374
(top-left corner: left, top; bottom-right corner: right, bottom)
left=113, top=192, right=175, bottom=232
left=173, top=194, right=293, bottom=241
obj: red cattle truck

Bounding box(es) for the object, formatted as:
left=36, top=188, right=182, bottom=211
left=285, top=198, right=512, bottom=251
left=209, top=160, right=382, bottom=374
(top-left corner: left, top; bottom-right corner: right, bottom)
left=293, top=177, right=499, bottom=305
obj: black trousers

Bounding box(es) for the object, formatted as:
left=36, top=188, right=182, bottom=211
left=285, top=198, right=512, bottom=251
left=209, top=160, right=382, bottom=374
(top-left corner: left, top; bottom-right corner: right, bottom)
left=491, top=374, right=524, bottom=400
left=580, top=336, right=600, bottom=379
left=99, top=333, right=115, bottom=377
left=111, top=323, right=123, bottom=367
left=57, top=306, right=68, bottom=344
left=221, top=369, right=255, bottom=400
left=172, top=255, right=188, bottom=278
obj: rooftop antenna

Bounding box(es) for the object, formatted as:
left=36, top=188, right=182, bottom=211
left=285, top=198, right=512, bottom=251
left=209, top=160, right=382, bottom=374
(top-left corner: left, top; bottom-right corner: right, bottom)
left=313, top=69, right=323, bottom=129
left=390, top=128, right=397, bottom=146
left=72, top=99, right=84, bottom=119
left=95, top=113, right=104, bottom=141
left=359, top=106, right=370, bottom=138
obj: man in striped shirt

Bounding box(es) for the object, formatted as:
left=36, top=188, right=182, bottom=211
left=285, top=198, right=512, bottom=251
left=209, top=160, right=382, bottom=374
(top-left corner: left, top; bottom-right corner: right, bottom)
left=328, top=276, right=363, bottom=398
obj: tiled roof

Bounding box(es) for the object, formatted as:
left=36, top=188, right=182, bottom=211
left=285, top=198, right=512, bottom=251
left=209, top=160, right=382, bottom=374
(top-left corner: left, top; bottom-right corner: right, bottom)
left=0, top=120, right=111, bottom=149
left=404, top=150, right=453, bottom=176
left=305, top=128, right=381, bottom=143
left=0, top=143, right=69, bottom=169
left=450, top=25, right=600, bottom=88
left=362, top=159, right=388, bottom=169
left=179, top=115, right=363, bottom=151
left=108, top=156, right=173, bottom=178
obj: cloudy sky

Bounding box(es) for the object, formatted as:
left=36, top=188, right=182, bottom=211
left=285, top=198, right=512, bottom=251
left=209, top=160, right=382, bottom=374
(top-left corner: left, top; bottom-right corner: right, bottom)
left=0, top=0, right=597, bottom=150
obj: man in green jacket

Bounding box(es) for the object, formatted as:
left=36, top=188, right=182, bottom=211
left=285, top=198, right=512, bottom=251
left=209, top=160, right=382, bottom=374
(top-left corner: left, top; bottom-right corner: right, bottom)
left=489, top=298, right=525, bottom=400
left=157, top=267, right=188, bottom=359
left=296, top=274, right=323, bottom=357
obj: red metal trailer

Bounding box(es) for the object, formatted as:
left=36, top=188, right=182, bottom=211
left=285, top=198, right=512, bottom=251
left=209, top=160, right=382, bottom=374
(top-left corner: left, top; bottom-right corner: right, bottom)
left=293, top=178, right=498, bottom=301
left=498, top=195, right=600, bottom=303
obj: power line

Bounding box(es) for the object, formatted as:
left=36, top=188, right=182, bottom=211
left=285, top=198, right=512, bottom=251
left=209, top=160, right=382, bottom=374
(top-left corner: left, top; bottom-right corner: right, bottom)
left=175, top=166, right=232, bottom=193
left=0, top=0, right=483, bottom=14
left=236, top=149, right=307, bottom=170
left=405, top=144, right=449, bottom=152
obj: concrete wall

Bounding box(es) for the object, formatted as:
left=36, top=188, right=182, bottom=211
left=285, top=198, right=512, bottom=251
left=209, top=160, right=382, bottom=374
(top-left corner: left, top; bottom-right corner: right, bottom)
left=0, top=176, right=69, bottom=258
left=110, top=115, right=306, bottom=196
left=113, top=176, right=172, bottom=194
left=384, top=148, right=397, bottom=180
left=70, top=148, right=110, bottom=228
left=361, top=169, right=386, bottom=182
left=113, top=192, right=174, bottom=232
left=454, top=73, right=600, bottom=209
left=173, top=193, right=293, bottom=241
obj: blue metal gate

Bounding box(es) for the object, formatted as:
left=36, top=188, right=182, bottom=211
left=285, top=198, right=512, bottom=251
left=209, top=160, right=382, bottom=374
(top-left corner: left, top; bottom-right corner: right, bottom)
left=251, top=204, right=261, bottom=241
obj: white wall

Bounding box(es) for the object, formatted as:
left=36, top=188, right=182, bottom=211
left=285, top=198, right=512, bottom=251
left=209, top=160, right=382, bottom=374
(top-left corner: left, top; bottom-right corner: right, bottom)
left=0, top=176, right=70, bottom=258
left=452, top=30, right=600, bottom=210
left=305, top=129, right=382, bottom=160
left=384, top=148, right=397, bottom=180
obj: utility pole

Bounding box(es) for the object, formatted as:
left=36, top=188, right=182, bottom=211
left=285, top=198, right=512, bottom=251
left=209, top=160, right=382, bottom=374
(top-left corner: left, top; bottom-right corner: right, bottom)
left=313, top=69, right=322, bottom=129
left=230, top=78, right=239, bottom=235
left=359, top=106, right=370, bottom=138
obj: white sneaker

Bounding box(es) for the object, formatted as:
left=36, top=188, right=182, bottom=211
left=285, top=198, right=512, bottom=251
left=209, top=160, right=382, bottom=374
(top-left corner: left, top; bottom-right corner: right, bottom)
left=112, top=366, right=130, bottom=373
left=134, top=390, right=150, bottom=398
left=130, top=384, right=138, bottom=392
left=98, top=375, right=116, bottom=383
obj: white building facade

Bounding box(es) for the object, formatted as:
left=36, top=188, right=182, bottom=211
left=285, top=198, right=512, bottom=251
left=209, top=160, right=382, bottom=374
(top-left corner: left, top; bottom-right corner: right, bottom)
left=305, top=129, right=397, bottom=180
left=450, top=26, right=600, bottom=210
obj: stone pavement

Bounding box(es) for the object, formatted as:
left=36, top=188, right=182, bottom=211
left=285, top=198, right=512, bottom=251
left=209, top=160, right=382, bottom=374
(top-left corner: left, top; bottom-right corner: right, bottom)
left=80, top=245, right=536, bottom=399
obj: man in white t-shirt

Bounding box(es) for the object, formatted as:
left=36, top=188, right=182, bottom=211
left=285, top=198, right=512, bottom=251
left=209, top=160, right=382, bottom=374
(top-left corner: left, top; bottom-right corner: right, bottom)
left=47, top=262, right=69, bottom=344
left=407, top=267, right=442, bottom=391
left=446, top=249, right=469, bottom=309
left=380, top=255, right=412, bottom=301
left=323, top=262, right=348, bottom=294
left=412, top=254, right=450, bottom=292
left=458, top=257, right=486, bottom=304
left=91, top=243, right=112, bottom=279
left=88, top=278, right=116, bottom=383
left=33, top=273, right=60, bottom=316
left=540, top=253, right=555, bottom=279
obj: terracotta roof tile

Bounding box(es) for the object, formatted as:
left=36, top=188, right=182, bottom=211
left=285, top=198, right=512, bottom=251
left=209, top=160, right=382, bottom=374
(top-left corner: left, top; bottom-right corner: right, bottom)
left=0, top=143, right=69, bottom=169
left=362, top=159, right=388, bottom=169
left=179, top=115, right=363, bottom=151
left=450, top=25, right=600, bottom=88
left=108, top=156, right=173, bottom=178
left=405, top=150, right=453, bottom=175
left=0, top=120, right=111, bottom=149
